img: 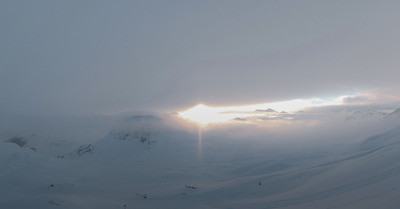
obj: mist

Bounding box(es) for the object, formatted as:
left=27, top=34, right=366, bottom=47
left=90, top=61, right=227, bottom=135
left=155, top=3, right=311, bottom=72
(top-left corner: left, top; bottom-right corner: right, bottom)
left=2, top=1, right=400, bottom=208
left=2, top=1, right=400, bottom=116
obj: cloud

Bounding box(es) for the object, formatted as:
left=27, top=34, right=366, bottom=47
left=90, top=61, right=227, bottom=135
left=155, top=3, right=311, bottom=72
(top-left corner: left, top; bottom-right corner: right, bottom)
left=2, top=1, right=400, bottom=116
left=340, top=90, right=400, bottom=107
left=150, top=19, right=400, bottom=111
left=342, top=95, right=369, bottom=104
left=169, top=103, right=400, bottom=154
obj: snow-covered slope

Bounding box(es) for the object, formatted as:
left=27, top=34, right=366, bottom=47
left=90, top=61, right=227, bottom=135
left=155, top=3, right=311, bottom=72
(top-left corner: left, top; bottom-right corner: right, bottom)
left=3, top=133, right=79, bottom=157
left=384, top=107, right=400, bottom=120
left=229, top=126, right=400, bottom=209
left=340, top=107, right=388, bottom=121
left=2, top=114, right=400, bottom=209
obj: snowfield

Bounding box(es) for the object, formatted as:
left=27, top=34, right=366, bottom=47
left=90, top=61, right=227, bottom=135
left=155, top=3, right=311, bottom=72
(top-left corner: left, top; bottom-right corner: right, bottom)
left=1, top=110, right=400, bottom=209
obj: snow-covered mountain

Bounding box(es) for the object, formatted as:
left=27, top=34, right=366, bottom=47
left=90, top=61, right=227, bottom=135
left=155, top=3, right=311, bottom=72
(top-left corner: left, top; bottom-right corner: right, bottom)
left=2, top=113, right=400, bottom=209
left=233, top=106, right=394, bottom=124
left=66, top=115, right=198, bottom=160
left=340, top=107, right=388, bottom=121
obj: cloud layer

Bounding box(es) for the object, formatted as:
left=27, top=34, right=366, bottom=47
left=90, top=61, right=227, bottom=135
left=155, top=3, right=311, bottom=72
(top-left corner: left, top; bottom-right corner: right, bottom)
left=1, top=1, right=400, bottom=116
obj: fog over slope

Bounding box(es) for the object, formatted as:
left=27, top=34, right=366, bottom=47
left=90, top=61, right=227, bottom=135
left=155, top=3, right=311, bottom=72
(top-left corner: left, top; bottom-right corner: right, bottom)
left=1, top=106, right=400, bottom=209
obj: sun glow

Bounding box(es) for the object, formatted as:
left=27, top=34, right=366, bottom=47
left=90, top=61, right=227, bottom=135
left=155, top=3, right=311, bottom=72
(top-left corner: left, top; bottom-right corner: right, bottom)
left=178, top=96, right=347, bottom=125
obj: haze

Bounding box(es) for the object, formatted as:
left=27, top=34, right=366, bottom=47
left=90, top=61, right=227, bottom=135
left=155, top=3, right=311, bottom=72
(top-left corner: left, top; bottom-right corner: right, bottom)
left=3, top=2, right=400, bottom=208
left=1, top=0, right=400, bottom=117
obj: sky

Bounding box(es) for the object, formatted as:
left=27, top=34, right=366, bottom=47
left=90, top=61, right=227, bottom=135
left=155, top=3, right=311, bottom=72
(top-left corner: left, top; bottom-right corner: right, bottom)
left=1, top=0, right=400, bottom=117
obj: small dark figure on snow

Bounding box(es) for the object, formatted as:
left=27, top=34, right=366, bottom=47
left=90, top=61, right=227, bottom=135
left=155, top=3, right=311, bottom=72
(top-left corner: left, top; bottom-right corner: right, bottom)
left=185, top=185, right=197, bottom=189
left=258, top=182, right=262, bottom=185
left=136, top=193, right=147, bottom=199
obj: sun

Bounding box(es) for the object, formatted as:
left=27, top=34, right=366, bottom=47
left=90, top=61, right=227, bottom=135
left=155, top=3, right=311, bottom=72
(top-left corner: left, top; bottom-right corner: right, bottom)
left=178, top=104, right=263, bottom=125
left=178, top=96, right=348, bottom=125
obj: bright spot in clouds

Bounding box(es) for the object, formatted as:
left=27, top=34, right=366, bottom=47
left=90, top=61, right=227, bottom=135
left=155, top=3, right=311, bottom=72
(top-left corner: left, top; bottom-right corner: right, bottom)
left=179, top=95, right=348, bottom=125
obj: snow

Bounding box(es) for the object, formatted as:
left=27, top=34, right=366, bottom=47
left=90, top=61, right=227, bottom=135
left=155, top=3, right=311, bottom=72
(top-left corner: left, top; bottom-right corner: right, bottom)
left=1, top=111, right=400, bottom=209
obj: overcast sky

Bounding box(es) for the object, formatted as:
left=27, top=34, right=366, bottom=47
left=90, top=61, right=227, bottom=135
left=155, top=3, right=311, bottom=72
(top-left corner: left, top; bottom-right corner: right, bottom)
left=1, top=0, right=400, bottom=116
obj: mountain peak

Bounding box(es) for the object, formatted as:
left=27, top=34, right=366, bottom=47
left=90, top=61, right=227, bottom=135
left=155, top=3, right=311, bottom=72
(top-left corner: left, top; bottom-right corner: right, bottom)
left=255, top=108, right=277, bottom=113
left=125, top=115, right=160, bottom=123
